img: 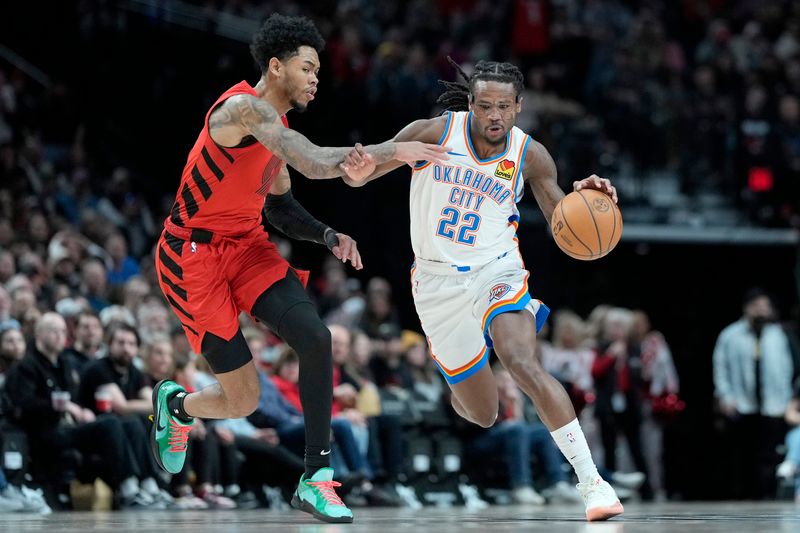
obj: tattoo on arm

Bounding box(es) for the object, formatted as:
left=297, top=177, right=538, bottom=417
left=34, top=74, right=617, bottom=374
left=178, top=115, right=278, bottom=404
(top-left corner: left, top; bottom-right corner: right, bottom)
left=525, top=140, right=564, bottom=225
left=219, top=95, right=399, bottom=179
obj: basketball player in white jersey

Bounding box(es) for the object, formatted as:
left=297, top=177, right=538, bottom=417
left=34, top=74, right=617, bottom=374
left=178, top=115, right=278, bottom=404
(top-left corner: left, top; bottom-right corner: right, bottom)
left=342, top=59, right=623, bottom=521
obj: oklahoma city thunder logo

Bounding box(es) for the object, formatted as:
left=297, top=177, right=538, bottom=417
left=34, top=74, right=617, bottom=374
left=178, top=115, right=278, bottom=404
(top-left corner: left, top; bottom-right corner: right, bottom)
left=494, top=159, right=515, bottom=180
left=489, top=283, right=512, bottom=302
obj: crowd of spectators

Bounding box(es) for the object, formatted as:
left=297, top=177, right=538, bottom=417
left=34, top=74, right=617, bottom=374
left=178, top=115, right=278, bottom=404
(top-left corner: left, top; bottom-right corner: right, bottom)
left=160, top=0, right=800, bottom=227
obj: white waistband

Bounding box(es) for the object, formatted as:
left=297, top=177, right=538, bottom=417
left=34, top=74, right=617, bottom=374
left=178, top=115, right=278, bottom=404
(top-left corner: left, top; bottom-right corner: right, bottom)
left=412, top=250, right=515, bottom=276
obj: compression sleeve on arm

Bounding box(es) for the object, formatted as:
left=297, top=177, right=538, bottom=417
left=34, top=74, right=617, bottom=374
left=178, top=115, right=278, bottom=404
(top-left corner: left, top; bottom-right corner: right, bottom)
left=263, top=190, right=339, bottom=249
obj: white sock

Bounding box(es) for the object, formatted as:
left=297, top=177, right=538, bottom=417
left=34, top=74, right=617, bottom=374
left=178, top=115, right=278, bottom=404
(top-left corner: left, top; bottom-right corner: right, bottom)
left=550, top=418, right=600, bottom=484
left=120, top=477, right=139, bottom=499
left=141, top=478, right=160, bottom=496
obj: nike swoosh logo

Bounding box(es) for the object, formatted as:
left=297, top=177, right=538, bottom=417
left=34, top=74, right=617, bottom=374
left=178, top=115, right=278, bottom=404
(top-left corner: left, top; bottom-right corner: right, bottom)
left=156, top=414, right=167, bottom=432
left=320, top=449, right=331, bottom=456
left=447, top=151, right=467, bottom=157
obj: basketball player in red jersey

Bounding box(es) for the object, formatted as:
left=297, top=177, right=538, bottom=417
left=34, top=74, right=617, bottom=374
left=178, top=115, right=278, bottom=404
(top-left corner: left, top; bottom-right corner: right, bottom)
left=342, top=59, right=624, bottom=521
left=150, top=14, right=448, bottom=523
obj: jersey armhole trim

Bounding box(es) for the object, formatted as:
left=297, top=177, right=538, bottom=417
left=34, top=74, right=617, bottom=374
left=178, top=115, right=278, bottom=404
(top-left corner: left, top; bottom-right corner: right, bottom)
left=513, top=134, right=533, bottom=203
left=414, top=112, right=455, bottom=170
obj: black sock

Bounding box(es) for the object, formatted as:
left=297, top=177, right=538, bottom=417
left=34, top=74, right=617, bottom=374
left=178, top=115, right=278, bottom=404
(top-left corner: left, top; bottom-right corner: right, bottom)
left=304, top=445, right=331, bottom=478
left=167, top=391, right=193, bottom=423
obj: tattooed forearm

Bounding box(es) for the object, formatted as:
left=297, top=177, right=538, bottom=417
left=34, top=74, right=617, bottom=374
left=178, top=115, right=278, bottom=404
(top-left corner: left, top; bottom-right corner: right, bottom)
left=229, top=95, right=398, bottom=179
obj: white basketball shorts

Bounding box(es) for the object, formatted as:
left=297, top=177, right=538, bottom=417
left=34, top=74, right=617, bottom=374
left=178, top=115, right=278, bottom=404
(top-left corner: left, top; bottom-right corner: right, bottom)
left=410, top=250, right=550, bottom=385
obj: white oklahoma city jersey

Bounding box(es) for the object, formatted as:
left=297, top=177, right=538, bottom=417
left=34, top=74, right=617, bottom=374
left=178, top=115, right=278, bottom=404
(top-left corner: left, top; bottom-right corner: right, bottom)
left=410, top=110, right=532, bottom=270
left=408, top=111, right=549, bottom=386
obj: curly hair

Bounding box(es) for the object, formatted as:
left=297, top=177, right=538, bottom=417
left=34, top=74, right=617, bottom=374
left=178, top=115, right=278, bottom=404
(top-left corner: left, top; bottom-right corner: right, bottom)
left=437, top=57, right=525, bottom=112
left=250, top=14, right=325, bottom=74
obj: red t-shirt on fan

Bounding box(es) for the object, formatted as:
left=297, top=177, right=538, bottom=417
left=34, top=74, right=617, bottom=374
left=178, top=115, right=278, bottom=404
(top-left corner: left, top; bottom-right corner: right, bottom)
left=512, top=0, right=550, bottom=55
left=168, top=81, right=288, bottom=236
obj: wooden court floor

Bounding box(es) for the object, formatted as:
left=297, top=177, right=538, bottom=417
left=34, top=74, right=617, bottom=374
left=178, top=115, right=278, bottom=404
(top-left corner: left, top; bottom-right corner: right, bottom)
left=0, top=502, right=798, bottom=532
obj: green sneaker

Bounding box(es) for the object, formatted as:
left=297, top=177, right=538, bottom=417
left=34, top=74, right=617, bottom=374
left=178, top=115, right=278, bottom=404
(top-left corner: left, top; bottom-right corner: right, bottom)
left=291, top=467, right=353, bottom=523
left=149, top=380, right=193, bottom=474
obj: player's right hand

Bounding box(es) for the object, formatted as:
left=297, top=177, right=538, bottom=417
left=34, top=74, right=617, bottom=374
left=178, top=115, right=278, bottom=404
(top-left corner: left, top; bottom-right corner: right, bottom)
left=394, top=141, right=451, bottom=166
left=340, top=143, right=376, bottom=182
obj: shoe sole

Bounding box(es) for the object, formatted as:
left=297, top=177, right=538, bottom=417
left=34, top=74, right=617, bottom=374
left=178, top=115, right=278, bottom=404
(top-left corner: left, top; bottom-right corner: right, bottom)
left=586, top=501, right=624, bottom=521
left=149, top=380, right=170, bottom=473
left=291, top=494, right=354, bottom=523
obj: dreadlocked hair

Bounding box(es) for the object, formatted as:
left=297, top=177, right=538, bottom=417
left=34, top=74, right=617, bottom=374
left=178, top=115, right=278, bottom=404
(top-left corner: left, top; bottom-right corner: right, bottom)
left=436, top=57, right=525, bottom=112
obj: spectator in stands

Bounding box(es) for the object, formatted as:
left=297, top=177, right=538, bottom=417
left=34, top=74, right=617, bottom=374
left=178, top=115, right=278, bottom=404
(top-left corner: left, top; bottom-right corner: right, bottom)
left=269, top=347, right=395, bottom=506
left=0, top=286, right=20, bottom=331
left=540, top=310, right=594, bottom=413
left=592, top=307, right=654, bottom=500
left=105, top=233, right=140, bottom=288
left=76, top=322, right=171, bottom=506
left=777, top=379, right=800, bottom=502
left=713, top=288, right=794, bottom=499
left=79, top=259, right=109, bottom=312
left=62, top=310, right=104, bottom=372
left=358, top=278, right=402, bottom=344
left=214, top=416, right=304, bottom=500
left=777, top=380, right=800, bottom=502
left=136, top=300, right=171, bottom=345
left=0, top=250, right=15, bottom=284
left=633, top=310, right=680, bottom=499
left=0, top=466, right=51, bottom=514
left=330, top=325, right=405, bottom=490
left=0, top=326, right=25, bottom=389
left=3, top=313, right=154, bottom=507
left=141, top=335, right=175, bottom=386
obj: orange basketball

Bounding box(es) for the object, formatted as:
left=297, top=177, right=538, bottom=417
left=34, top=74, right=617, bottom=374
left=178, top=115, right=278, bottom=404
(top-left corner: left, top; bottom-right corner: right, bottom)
left=550, top=189, right=623, bottom=261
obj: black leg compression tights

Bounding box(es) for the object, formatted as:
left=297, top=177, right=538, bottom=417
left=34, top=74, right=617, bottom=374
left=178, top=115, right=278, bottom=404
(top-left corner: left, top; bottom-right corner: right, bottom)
left=251, top=270, right=333, bottom=475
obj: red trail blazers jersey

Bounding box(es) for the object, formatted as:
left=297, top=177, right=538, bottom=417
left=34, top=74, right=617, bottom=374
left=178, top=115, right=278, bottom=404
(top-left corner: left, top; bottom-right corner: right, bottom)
left=168, top=81, right=288, bottom=236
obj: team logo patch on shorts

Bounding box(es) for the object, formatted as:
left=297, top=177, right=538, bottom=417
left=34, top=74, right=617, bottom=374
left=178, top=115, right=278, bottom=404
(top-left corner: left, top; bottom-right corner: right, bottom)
left=489, top=283, right=513, bottom=302
left=494, top=159, right=515, bottom=180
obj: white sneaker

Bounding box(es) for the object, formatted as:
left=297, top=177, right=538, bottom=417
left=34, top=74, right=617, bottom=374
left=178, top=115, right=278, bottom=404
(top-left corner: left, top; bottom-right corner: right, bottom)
left=173, top=494, right=209, bottom=510
left=511, top=486, right=545, bottom=505
left=1, top=485, right=52, bottom=514
left=611, top=471, right=646, bottom=490
left=542, top=481, right=582, bottom=503
left=0, top=491, right=24, bottom=512
left=458, top=483, right=490, bottom=509
left=577, top=478, right=624, bottom=521
left=394, top=483, right=423, bottom=509
left=776, top=461, right=796, bottom=480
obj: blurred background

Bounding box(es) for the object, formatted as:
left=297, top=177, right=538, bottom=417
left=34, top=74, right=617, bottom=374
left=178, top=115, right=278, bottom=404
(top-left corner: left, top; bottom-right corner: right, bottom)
left=0, top=0, right=799, bottom=513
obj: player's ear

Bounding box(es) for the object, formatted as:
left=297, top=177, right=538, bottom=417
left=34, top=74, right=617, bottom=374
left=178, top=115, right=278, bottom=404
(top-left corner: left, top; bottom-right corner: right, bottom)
left=268, top=57, right=282, bottom=78
left=516, top=95, right=523, bottom=113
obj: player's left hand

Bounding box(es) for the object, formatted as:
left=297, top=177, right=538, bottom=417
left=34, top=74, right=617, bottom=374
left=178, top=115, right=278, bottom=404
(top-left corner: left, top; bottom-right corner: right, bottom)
left=573, top=174, right=618, bottom=204
left=340, top=143, right=376, bottom=182
left=331, top=233, right=363, bottom=270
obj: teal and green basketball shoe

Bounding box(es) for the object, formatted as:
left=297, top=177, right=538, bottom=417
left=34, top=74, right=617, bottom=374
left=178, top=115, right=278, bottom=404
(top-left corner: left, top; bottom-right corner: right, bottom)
left=291, top=467, right=353, bottom=523
left=149, top=380, right=194, bottom=474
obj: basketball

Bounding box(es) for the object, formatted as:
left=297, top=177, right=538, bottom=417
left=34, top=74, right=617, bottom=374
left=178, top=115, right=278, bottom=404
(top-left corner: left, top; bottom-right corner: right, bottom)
left=550, top=189, right=623, bottom=261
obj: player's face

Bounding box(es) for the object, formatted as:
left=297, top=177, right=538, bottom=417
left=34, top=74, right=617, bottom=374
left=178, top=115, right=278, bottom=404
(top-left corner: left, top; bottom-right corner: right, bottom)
left=469, top=81, right=521, bottom=145
left=282, top=46, right=320, bottom=113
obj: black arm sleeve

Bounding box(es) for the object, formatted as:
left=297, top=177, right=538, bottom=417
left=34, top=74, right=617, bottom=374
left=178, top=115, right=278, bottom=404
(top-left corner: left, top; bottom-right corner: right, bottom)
left=263, top=190, right=340, bottom=249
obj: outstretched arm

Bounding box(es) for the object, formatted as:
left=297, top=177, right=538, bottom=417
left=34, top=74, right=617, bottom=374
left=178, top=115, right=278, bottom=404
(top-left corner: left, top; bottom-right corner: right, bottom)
left=523, top=139, right=618, bottom=227
left=210, top=94, right=448, bottom=180
left=341, top=115, right=449, bottom=187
